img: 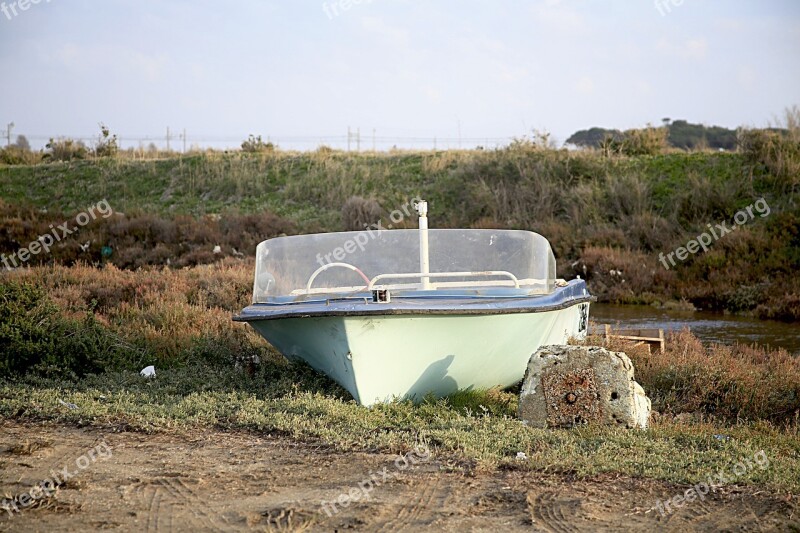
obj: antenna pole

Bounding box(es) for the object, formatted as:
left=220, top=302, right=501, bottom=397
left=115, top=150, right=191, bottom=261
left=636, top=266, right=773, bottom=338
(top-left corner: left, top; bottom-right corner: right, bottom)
left=417, top=200, right=431, bottom=290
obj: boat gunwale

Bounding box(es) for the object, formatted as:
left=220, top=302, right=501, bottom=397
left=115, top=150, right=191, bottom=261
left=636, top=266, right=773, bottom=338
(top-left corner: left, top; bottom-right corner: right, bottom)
left=233, top=294, right=595, bottom=322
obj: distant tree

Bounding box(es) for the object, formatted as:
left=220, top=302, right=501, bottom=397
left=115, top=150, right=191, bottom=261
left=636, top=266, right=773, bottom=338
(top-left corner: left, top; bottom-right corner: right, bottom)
left=569, top=121, right=738, bottom=151
left=13, top=134, right=30, bottom=151
left=566, top=127, right=623, bottom=148
left=667, top=120, right=736, bottom=150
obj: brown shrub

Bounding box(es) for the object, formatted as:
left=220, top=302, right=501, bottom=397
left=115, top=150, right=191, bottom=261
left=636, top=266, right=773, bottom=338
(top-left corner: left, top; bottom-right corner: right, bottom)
left=756, top=282, right=800, bottom=322
left=341, top=196, right=383, bottom=231
left=0, top=201, right=294, bottom=270
left=5, top=261, right=261, bottom=367
left=636, top=330, right=800, bottom=423
left=583, top=328, right=800, bottom=424
left=622, top=126, right=669, bottom=156
left=469, top=216, right=508, bottom=229
left=573, top=246, right=675, bottom=304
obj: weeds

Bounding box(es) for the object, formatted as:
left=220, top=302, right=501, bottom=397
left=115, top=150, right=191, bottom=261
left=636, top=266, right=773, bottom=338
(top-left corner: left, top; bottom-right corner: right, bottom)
left=0, top=264, right=799, bottom=491
left=2, top=265, right=799, bottom=424
left=1, top=135, right=799, bottom=317
left=2, top=362, right=799, bottom=491
left=584, top=330, right=800, bottom=425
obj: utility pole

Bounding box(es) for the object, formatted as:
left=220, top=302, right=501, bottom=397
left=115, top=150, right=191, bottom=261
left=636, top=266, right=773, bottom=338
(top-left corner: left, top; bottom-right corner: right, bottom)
left=347, top=126, right=351, bottom=151
left=356, top=128, right=361, bottom=152
left=372, top=128, right=376, bottom=151
left=166, top=127, right=172, bottom=152
left=181, top=128, right=187, bottom=153
left=5, top=122, right=13, bottom=147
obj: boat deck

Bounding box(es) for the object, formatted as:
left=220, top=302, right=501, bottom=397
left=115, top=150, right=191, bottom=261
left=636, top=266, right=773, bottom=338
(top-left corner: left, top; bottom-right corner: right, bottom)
left=235, top=279, right=594, bottom=322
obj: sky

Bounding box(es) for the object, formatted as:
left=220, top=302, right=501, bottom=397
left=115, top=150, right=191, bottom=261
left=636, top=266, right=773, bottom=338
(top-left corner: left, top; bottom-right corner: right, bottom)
left=1, top=0, right=798, bottom=150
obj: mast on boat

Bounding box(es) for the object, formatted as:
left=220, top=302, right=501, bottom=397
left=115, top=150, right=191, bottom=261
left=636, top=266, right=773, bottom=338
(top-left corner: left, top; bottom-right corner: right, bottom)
left=416, top=200, right=431, bottom=290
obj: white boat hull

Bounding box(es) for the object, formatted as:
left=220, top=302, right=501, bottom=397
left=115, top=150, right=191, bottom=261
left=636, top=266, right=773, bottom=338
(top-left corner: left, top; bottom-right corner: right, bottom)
left=247, top=303, right=589, bottom=406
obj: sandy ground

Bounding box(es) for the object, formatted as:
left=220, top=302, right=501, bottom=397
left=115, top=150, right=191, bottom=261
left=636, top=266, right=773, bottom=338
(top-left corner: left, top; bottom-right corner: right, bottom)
left=0, top=420, right=796, bottom=532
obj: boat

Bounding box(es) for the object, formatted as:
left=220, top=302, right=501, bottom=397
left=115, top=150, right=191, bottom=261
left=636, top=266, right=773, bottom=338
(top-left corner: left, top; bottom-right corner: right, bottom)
left=234, top=201, right=593, bottom=406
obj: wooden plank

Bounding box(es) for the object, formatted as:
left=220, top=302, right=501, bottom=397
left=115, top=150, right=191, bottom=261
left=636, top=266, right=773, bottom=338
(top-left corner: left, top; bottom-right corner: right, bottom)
left=588, top=324, right=666, bottom=354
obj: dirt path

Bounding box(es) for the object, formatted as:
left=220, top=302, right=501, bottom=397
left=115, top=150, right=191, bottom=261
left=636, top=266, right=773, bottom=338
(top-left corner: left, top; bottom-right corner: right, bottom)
left=0, top=420, right=796, bottom=532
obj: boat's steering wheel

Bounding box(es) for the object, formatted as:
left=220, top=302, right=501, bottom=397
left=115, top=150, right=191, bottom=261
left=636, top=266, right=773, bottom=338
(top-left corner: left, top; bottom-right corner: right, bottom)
left=306, top=262, right=371, bottom=292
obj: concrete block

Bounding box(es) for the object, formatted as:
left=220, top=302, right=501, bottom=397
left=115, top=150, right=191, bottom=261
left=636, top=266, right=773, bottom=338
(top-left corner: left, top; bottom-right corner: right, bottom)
left=518, top=345, right=651, bottom=429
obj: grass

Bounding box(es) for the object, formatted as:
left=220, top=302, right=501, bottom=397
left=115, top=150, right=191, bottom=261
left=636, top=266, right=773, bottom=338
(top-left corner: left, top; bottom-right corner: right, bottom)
left=3, top=263, right=798, bottom=421
left=2, top=364, right=799, bottom=492
left=2, top=144, right=799, bottom=318
left=1, top=137, right=800, bottom=494
left=1, top=263, right=799, bottom=492
left=0, top=148, right=776, bottom=227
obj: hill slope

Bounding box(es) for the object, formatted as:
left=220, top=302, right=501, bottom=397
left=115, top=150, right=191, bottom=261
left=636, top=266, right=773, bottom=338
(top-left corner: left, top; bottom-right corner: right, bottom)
left=1, top=146, right=798, bottom=319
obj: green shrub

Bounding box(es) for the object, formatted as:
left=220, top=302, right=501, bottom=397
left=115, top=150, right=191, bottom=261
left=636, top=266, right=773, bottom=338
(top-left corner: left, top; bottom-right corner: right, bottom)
left=93, top=123, right=119, bottom=158
left=241, top=134, right=275, bottom=153
left=0, top=281, right=137, bottom=377
left=0, top=282, right=59, bottom=376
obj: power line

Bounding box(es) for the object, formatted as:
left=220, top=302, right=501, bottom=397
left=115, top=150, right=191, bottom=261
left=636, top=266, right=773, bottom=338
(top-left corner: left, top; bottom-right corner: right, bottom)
left=8, top=130, right=522, bottom=151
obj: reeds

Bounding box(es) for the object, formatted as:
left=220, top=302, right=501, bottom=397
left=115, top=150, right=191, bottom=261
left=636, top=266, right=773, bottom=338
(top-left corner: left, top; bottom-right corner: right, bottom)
left=3, top=264, right=799, bottom=424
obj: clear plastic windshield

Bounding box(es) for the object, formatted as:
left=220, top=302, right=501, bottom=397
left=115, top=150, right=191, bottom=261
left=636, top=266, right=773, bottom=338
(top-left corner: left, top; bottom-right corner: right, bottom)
left=252, top=229, right=556, bottom=303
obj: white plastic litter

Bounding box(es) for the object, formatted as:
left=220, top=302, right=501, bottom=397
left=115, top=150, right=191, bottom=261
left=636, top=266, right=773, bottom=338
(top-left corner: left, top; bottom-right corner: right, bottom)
left=213, top=245, right=222, bottom=254
left=515, top=452, right=528, bottom=461
left=58, top=399, right=78, bottom=410
left=140, top=365, right=156, bottom=378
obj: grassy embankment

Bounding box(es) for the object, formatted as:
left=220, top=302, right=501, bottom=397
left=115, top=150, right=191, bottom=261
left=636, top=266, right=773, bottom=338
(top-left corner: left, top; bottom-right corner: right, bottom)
left=1, top=133, right=799, bottom=492
left=1, top=137, right=798, bottom=319
left=1, top=265, right=799, bottom=492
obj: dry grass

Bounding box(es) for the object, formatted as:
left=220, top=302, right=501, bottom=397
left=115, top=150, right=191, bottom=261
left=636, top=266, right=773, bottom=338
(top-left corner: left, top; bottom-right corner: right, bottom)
left=2, top=262, right=262, bottom=374
left=582, top=329, right=800, bottom=425
left=2, top=264, right=799, bottom=424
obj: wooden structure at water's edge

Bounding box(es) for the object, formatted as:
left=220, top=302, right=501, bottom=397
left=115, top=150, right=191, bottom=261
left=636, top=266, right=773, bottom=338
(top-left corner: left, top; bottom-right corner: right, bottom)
left=589, top=325, right=666, bottom=354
